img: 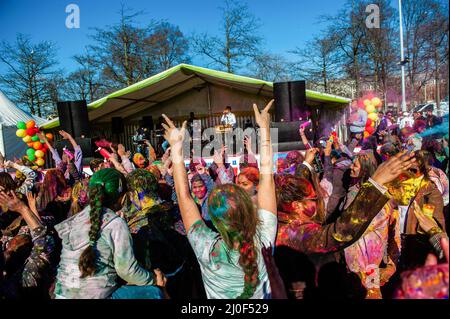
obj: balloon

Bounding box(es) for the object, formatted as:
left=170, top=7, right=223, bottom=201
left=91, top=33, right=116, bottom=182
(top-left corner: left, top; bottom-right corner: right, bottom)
left=17, top=121, right=27, bottom=130
left=368, top=112, right=379, bottom=121
left=16, top=129, right=26, bottom=138
left=31, top=135, right=39, bottom=141
left=40, top=140, right=45, bottom=144
left=45, top=133, right=53, bottom=140
left=366, top=118, right=373, bottom=127
left=363, top=131, right=370, bottom=139
left=26, top=120, right=36, bottom=129
left=34, top=150, right=45, bottom=158
left=35, top=158, right=45, bottom=166
left=371, top=121, right=375, bottom=127
left=371, top=97, right=382, bottom=107
left=366, top=126, right=375, bottom=135
left=26, top=128, right=35, bottom=136
left=27, top=142, right=34, bottom=147
left=22, top=135, right=32, bottom=143
left=28, top=154, right=36, bottom=161
left=365, top=104, right=375, bottom=114
left=26, top=148, right=35, bottom=157
left=33, top=141, right=43, bottom=150
left=363, top=99, right=371, bottom=107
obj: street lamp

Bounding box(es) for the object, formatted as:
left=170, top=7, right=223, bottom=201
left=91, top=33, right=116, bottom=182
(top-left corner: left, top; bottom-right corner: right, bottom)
left=398, top=0, right=407, bottom=112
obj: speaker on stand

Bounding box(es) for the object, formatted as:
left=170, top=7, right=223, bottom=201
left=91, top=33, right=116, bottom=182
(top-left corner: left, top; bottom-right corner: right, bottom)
left=272, top=81, right=314, bottom=151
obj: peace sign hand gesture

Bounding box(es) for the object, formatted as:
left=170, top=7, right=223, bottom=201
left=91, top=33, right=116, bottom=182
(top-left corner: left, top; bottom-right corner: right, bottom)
left=162, top=114, right=187, bottom=163
left=253, top=99, right=274, bottom=129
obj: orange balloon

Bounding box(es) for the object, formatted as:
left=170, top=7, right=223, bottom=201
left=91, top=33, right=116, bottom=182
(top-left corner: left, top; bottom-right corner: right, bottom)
left=27, top=142, right=34, bottom=147
left=35, top=158, right=45, bottom=166
left=26, top=120, right=36, bottom=129
left=363, top=131, right=370, bottom=139
left=33, top=141, right=43, bottom=150
left=45, top=133, right=54, bottom=140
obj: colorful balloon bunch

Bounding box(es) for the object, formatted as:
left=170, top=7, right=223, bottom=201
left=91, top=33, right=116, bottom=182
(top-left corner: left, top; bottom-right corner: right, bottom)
left=363, top=97, right=382, bottom=138
left=15, top=120, right=53, bottom=167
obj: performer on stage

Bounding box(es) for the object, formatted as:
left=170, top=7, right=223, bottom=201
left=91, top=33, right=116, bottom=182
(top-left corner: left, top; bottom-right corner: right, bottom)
left=221, top=106, right=237, bottom=129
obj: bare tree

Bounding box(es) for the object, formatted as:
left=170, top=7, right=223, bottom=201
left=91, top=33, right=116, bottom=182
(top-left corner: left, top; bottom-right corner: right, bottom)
left=423, top=0, right=449, bottom=109
left=0, top=34, right=60, bottom=118
left=324, top=0, right=368, bottom=96
left=403, top=0, right=441, bottom=105
left=247, top=53, right=291, bottom=82
left=144, top=22, right=191, bottom=72
left=362, top=0, right=397, bottom=107
left=291, top=35, right=341, bottom=94
left=191, top=0, right=262, bottom=73
left=88, top=5, right=156, bottom=90
left=63, top=51, right=106, bottom=102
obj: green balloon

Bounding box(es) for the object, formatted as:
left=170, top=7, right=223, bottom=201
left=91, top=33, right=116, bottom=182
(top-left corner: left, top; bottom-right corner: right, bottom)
left=31, top=135, right=39, bottom=141
left=28, top=154, right=36, bottom=161
left=17, top=121, right=26, bottom=129
left=26, top=148, right=35, bottom=157
left=40, top=140, right=45, bottom=143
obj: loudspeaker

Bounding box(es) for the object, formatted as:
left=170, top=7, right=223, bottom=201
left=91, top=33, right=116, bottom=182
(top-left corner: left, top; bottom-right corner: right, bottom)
left=111, top=117, right=124, bottom=134
left=271, top=121, right=311, bottom=151
left=56, top=100, right=90, bottom=138
left=273, top=81, right=306, bottom=122
left=56, top=101, right=73, bottom=135
left=70, top=100, right=90, bottom=137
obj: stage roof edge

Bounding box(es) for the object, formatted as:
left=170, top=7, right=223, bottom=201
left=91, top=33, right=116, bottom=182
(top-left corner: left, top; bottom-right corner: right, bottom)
left=41, top=64, right=351, bottom=129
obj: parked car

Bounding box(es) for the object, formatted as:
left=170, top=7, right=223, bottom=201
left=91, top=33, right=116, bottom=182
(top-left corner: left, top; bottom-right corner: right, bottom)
left=410, top=102, right=448, bottom=117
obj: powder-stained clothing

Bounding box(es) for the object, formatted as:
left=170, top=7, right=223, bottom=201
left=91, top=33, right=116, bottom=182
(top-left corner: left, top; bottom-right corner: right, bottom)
left=21, top=225, right=56, bottom=289
left=276, top=181, right=389, bottom=255
left=0, top=164, right=36, bottom=195
left=344, top=184, right=401, bottom=289
left=428, top=167, right=449, bottom=206
left=187, top=208, right=277, bottom=299
left=54, top=206, right=155, bottom=299
left=50, top=145, right=83, bottom=178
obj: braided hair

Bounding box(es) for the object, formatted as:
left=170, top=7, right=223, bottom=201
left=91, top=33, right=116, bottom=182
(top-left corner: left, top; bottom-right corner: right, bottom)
left=78, top=168, right=125, bottom=278
left=208, top=184, right=260, bottom=299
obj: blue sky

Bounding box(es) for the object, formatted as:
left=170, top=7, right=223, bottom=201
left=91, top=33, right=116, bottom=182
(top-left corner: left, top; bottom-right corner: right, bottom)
left=0, top=0, right=400, bottom=74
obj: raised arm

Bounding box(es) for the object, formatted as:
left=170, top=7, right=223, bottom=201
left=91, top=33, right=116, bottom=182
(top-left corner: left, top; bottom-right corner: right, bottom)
left=254, top=100, right=276, bottom=215
left=4, top=161, right=37, bottom=195
left=0, top=191, right=55, bottom=289
left=162, top=115, right=201, bottom=232
left=280, top=151, right=417, bottom=254
left=299, top=124, right=312, bottom=149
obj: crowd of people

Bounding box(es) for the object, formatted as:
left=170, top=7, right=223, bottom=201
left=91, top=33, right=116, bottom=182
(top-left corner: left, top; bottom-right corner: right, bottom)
left=0, top=100, right=448, bottom=300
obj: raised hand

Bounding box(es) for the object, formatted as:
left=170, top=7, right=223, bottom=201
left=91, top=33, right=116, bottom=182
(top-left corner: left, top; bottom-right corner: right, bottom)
left=59, top=130, right=71, bottom=140
left=26, top=191, right=37, bottom=212
left=413, top=201, right=439, bottom=233
left=162, top=115, right=187, bottom=164
left=304, top=148, right=319, bottom=165
left=0, top=191, right=26, bottom=213
left=253, top=99, right=274, bottom=129
left=371, top=151, right=416, bottom=186
left=117, top=144, right=126, bottom=157
left=161, top=114, right=187, bottom=148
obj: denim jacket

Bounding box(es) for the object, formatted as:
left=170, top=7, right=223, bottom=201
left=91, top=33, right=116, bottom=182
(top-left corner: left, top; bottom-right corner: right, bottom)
left=53, top=206, right=154, bottom=299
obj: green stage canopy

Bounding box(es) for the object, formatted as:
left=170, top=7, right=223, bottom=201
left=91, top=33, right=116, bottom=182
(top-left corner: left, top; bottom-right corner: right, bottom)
left=42, top=64, right=350, bottom=129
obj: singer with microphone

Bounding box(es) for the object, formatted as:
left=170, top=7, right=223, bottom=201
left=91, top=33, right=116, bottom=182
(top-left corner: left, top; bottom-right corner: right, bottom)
left=221, top=106, right=237, bottom=129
